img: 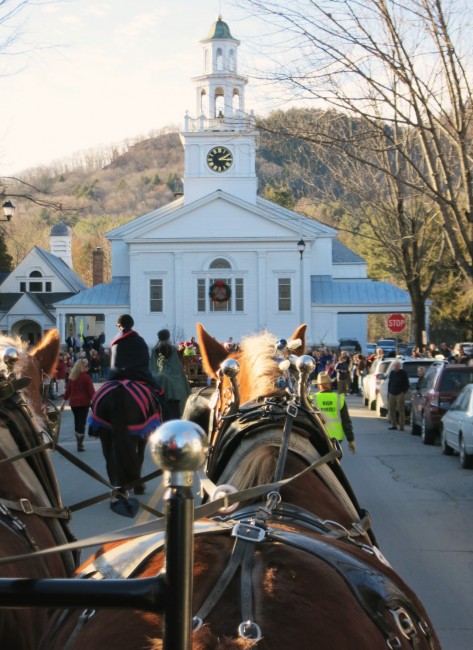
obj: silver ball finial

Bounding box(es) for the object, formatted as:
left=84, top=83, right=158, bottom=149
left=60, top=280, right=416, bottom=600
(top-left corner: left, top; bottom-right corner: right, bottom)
left=3, top=347, right=19, bottom=369
left=297, top=355, right=316, bottom=373
left=149, top=420, right=209, bottom=473
left=221, top=358, right=240, bottom=378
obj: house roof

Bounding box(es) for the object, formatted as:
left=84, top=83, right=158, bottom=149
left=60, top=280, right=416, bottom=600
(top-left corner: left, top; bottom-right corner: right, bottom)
left=54, top=276, right=130, bottom=307
left=35, top=248, right=87, bottom=292
left=0, top=292, right=75, bottom=312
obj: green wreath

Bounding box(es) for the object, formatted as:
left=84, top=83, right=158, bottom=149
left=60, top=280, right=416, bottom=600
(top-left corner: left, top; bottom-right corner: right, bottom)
left=209, top=280, right=231, bottom=303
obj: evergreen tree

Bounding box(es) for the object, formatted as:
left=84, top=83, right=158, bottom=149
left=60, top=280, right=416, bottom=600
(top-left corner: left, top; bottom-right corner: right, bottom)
left=0, top=229, right=13, bottom=272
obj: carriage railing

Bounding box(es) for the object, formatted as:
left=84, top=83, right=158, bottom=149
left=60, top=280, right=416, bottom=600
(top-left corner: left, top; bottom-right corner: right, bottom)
left=0, top=418, right=209, bottom=650
left=0, top=345, right=319, bottom=650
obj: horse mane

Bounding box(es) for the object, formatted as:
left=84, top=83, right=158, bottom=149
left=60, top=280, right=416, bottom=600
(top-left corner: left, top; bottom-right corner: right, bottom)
left=228, top=446, right=278, bottom=490
left=238, top=331, right=280, bottom=401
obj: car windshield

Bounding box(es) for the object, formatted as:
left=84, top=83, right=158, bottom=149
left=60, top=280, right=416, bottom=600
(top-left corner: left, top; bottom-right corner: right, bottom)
left=403, top=361, right=436, bottom=378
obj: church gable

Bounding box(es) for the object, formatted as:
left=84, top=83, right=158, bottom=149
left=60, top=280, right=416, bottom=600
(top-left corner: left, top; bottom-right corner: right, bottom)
left=119, top=192, right=326, bottom=242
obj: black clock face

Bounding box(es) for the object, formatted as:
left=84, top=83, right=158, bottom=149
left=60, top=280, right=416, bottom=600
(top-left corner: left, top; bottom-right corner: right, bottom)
left=207, top=146, right=233, bottom=173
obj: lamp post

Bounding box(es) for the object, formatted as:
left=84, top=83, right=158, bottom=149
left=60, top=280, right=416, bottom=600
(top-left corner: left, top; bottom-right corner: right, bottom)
left=1, top=201, right=15, bottom=221
left=297, top=237, right=306, bottom=323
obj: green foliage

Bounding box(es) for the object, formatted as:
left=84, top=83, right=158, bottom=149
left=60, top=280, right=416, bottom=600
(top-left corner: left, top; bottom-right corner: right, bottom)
left=261, top=183, right=296, bottom=209
left=166, top=172, right=182, bottom=193
left=73, top=179, right=100, bottom=200
left=0, top=229, right=13, bottom=272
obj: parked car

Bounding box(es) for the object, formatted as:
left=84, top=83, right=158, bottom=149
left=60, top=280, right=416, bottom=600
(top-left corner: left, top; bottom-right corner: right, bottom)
left=362, top=358, right=393, bottom=411
left=376, top=357, right=445, bottom=418
left=338, top=338, right=361, bottom=354
left=440, top=384, right=473, bottom=468
left=376, top=338, right=397, bottom=357
left=410, top=363, right=473, bottom=444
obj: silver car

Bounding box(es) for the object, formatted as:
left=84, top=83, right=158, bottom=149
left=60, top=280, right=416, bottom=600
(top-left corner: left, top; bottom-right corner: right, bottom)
left=376, top=357, right=444, bottom=418
left=440, top=383, right=473, bottom=468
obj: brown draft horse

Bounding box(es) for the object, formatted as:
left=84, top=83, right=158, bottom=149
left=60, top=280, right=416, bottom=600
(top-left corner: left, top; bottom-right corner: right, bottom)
left=40, top=324, right=441, bottom=650
left=0, top=330, right=76, bottom=649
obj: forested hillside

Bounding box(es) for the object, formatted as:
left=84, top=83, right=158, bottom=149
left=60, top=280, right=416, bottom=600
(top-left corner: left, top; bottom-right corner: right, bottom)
left=3, top=108, right=468, bottom=340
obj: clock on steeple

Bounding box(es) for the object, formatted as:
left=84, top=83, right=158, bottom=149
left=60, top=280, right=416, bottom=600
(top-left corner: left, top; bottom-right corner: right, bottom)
left=180, top=16, right=258, bottom=204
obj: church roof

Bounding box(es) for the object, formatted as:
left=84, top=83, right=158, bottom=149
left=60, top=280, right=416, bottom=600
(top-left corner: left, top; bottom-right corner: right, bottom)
left=54, top=276, right=130, bottom=307
left=332, top=239, right=365, bottom=265
left=311, top=276, right=414, bottom=306
left=205, top=16, right=234, bottom=40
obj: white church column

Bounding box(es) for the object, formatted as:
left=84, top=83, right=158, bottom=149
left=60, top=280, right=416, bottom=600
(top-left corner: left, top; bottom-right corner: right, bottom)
left=257, top=251, right=267, bottom=329
left=174, top=252, right=184, bottom=332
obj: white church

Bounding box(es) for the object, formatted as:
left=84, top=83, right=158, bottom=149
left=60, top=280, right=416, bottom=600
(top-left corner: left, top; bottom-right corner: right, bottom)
left=51, top=16, right=411, bottom=350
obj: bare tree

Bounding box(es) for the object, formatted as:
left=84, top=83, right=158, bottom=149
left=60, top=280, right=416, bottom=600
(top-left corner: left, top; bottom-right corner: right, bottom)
left=242, top=0, right=473, bottom=336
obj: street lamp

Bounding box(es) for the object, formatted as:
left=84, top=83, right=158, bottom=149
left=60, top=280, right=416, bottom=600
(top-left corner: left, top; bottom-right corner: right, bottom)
left=297, top=237, right=306, bottom=260
left=297, top=237, right=306, bottom=323
left=1, top=201, right=15, bottom=221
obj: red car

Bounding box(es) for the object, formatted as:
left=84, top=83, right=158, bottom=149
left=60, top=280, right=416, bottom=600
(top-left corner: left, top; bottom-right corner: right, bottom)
left=410, top=363, right=473, bottom=444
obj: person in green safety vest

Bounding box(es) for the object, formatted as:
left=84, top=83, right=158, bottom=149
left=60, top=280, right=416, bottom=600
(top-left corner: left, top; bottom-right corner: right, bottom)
left=309, top=371, right=357, bottom=454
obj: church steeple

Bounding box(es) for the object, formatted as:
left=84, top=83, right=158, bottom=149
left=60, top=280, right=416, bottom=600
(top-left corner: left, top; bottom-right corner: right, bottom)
left=194, top=16, right=247, bottom=122
left=180, top=17, right=258, bottom=204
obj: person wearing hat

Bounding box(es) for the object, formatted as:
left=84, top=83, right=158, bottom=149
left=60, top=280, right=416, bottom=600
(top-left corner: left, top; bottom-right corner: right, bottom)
left=309, top=371, right=356, bottom=454
left=150, top=329, right=192, bottom=419
left=110, top=314, right=157, bottom=385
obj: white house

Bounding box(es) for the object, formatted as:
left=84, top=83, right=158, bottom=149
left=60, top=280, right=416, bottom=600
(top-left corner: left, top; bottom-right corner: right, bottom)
left=0, top=223, right=86, bottom=344
left=54, top=16, right=413, bottom=350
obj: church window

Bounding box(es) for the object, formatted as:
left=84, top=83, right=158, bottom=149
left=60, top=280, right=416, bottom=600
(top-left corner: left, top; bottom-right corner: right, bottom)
left=200, top=89, right=207, bottom=115
left=278, top=278, right=291, bottom=311
left=20, top=282, right=26, bottom=292
left=210, top=258, right=231, bottom=269
left=214, top=88, right=224, bottom=118
left=229, top=49, right=236, bottom=71
left=197, top=259, right=244, bottom=313
left=216, top=48, right=223, bottom=71
left=233, top=89, right=240, bottom=112
left=45, top=282, right=52, bottom=292
left=150, top=279, right=163, bottom=312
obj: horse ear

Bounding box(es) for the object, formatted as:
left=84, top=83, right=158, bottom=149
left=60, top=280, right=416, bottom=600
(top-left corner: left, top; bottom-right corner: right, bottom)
left=196, top=323, right=229, bottom=379
left=29, top=329, right=61, bottom=377
left=289, top=324, right=307, bottom=356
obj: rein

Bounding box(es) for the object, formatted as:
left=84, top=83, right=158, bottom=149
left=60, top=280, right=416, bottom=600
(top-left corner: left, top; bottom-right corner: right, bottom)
left=0, top=365, right=77, bottom=575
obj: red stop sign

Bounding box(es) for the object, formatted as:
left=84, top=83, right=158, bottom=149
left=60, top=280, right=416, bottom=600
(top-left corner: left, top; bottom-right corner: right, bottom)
left=387, top=313, right=406, bottom=333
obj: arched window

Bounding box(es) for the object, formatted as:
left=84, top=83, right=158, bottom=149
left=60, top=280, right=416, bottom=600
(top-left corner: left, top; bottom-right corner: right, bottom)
left=216, top=48, right=223, bottom=71
left=229, top=49, right=236, bottom=72
left=200, top=89, right=207, bottom=115
left=210, top=258, right=231, bottom=269
left=29, top=271, right=43, bottom=292
left=232, top=89, right=240, bottom=113
left=214, top=87, right=224, bottom=118
left=197, top=259, right=244, bottom=314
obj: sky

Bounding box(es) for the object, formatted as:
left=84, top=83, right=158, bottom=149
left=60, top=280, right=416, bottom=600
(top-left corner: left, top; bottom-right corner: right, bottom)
left=0, top=0, right=273, bottom=176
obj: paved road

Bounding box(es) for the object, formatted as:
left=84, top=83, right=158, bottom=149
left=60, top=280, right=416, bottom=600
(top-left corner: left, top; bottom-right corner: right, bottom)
left=52, top=391, right=472, bottom=650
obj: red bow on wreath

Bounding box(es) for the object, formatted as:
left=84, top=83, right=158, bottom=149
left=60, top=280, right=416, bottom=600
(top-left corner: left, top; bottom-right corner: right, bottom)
left=209, top=280, right=231, bottom=303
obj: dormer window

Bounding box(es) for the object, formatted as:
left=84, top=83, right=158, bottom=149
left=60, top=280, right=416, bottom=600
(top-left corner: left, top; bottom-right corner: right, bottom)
left=29, top=270, right=43, bottom=292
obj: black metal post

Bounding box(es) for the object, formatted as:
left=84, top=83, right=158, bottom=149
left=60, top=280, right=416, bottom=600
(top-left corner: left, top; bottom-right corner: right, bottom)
left=163, top=483, right=194, bottom=650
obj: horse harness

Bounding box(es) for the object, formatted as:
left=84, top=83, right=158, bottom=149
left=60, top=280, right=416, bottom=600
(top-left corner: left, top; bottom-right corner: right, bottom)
left=0, top=367, right=77, bottom=575
left=194, top=392, right=437, bottom=649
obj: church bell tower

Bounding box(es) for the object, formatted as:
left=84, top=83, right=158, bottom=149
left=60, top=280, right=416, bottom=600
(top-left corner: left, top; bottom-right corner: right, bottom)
left=180, top=16, right=258, bottom=204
